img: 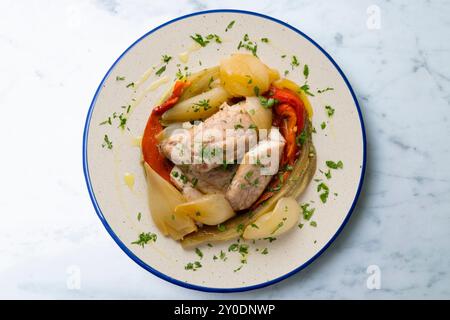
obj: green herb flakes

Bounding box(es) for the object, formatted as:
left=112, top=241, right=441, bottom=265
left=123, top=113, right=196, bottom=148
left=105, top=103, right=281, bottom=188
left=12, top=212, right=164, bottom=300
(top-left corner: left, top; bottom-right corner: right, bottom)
left=195, top=248, right=203, bottom=259
left=131, top=232, right=157, bottom=247
left=185, top=261, right=202, bottom=271
left=325, top=105, right=335, bottom=117
left=102, top=134, right=113, bottom=149
left=225, top=20, right=235, bottom=32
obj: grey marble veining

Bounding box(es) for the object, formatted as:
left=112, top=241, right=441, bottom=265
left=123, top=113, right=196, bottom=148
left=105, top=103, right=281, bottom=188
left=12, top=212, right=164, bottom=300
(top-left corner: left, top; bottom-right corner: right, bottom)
left=0, top=0, right=449, bottom=299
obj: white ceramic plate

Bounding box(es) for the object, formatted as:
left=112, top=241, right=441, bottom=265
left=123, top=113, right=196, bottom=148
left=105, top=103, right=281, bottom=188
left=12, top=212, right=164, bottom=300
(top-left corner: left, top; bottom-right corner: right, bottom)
left=83, top=10, right=366, bottom=292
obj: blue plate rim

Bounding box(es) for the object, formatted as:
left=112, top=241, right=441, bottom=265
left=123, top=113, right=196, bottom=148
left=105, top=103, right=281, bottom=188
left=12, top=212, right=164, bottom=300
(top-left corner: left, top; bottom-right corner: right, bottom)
left=82, top=9, right=367, bottom=293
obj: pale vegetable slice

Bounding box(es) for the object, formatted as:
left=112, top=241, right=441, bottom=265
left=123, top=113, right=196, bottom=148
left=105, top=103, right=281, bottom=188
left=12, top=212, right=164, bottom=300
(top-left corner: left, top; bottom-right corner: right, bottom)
left=144, top=163, right=197, bottom=240
left=273, top=78, right=313, bottom=119
left=161, top=86, right=230, bottom=123
left=175, top=194, right=236, bottom=226
left=243, top=197, right=300, bottom=239
left=155, top=122, right=183, bottom=143
left=220, top=53, right=271, bottom=97
left=243, top=96, right=273, bottom=130
left=179, top=67, right=220, bottom=102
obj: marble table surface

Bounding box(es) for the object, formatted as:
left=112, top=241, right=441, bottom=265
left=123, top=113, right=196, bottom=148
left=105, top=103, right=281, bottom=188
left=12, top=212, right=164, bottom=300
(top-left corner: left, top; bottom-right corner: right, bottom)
left=0, top=0, right=449, bottom=299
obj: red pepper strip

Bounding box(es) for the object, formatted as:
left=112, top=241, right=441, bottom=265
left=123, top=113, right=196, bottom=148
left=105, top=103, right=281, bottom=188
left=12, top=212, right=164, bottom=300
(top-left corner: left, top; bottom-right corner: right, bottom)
left=152, top=81, right=191, bottom=115
left=270, top=86, right=306, bottom=134
left=141, top=81, right=190, bottom=182
left=274, top=103, right=298, bottom=166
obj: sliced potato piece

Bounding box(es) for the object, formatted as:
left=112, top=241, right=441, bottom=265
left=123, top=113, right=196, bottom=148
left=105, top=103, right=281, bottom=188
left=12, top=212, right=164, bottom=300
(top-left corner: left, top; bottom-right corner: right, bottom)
left=144, top=163, right=197, bottom=240
left=161, top=86, right=230, bottom=123
left=243, top=197, right=300, bottom=239
left=175, top=194, right=236, bottom=226
left=273, top=78, right=313, bottom=119
left=220, top=53, right=271, bottom=97
left=243, top=96, right=273, bottom=130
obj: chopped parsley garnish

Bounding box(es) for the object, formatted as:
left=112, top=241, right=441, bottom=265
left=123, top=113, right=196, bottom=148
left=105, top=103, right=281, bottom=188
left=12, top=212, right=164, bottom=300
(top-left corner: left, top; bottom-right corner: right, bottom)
left=171, top=171, right=179, bottom=178
left=225, top=20, right=235, bottom=32
left=190, top=33, right=209, bottom=47
left=102, top=134, right=113, bottom=149
left=155, top=65, right=166, bottom=76
left=228, top=243, right=239, bottom=252
left=217, top=224, right=226, bottom=232
left=234, top=265, right=243, bottom=272
left=325, top=105, right=335, bottom=117
left=234, top=124, right=244, bottom=129
left=291, top=55, right=300, bottom=69
left=193, top=99, right=211, bottom=112
left=185, top=261, right=202, bottom=271
left=99, top=117, right=112, bottom=126
left=126, top=82, right=135, bottom=88
left=281, top=54, right=287, bottom=58
left=261, top=248, right=269, bottom=255
left=326, top=160, right=343, bottom=169
left=219, top=250, right=227, bottom=261
left=250, top=223, right=259, bottom=229
left=259, top=96, right=278, bottom=109
left=310, top=221, right=318, bottom=227
left=264, top=237, right=277, bottom=242
left=162, top=54, right=172, bottom=63
left=300, top=203, right=315, bottom=220
left=261, top=37, right=269, bottom=43
left=118, top=114, right=127, bottom=130
left=253, top=86, right=260, bottom=96
left=303, top=64, right=309, bottom=79
left=236, top=224, right=245, bottom=234
left=317, top=87, right=334, bottom=94
left=195, top=248, right=203, bottom=259
left=191, top=177, right=198, bottom=187
left=131, top=232, right=157, bottom=247
left=321, top=122, right=326, bottom=130
left=237, top=33, right=258, bottom=56
left=296, top=130, right=308, bottom=146
left=116, top=76, right=125, bottom=81
left=324, top=169, right=332, bottom=179
left=190, top=33, right=222, bottom=47
left=206, top=33, right=222, bottom=44
left=317, top=182, right=330, bottom=203
left=271, top=221, right=284, bottom=234
left=137, top=212, right=142, bottom=221
left=299, top=83, right=315, bottom=96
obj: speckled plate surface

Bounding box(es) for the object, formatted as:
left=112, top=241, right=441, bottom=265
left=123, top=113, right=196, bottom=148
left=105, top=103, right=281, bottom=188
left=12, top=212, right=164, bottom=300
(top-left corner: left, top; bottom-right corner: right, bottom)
left=83, top=9, right=366, bottom=292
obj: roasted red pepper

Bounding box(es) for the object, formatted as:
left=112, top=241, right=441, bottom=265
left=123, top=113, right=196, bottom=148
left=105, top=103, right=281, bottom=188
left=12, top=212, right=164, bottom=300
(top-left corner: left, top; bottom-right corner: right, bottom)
left=273, top=103, right=298, bottom=166
left=270, top=86, right=306, bottom=134
left=152, top=81, right=191, bottom=115
left=141, top=81, right=190, bottom=182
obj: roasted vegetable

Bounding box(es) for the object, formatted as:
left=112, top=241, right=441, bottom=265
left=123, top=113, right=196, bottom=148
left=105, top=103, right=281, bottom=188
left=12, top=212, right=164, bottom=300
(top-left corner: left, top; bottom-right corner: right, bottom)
left=243, top=96, right=273, bottom=130
left=144, top=163, right=197, bottom=240
left=243, top=197, right=300, bottom=239
left=161, top=86, right=230, bottom=123
left=220, top=54, right=279, bottom=97
left=175, top=194, right=236, bottom=225
left=273, top=78, right=313, bottom=119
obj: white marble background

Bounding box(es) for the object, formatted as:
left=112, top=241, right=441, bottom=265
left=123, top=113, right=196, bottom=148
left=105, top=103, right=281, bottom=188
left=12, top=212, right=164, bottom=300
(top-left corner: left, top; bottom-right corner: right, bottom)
left=0, top=0, right=449, bottom=299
